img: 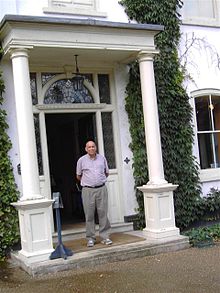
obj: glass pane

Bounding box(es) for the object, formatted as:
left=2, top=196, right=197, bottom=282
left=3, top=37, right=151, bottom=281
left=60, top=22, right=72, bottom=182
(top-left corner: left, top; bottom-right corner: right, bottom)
left=34, top=114, right=44, bottom=175
left=44, top=79, right=93, bottom=104
left=41, top=73, right=59, bottom=87
left=101, top=112, right=116, bottom=169
left=211, top=95, right=220, bottom=130
left=213, top=132, right=220, bottom=168
left=182, top=0, right=198, bottom=18
left=183, top=0, right=215, bottom=19
left=198, top=133, right=213, bottom=169
left=195, top=96, right=212, bottom=131
left=98, top=74, right=111, bottom=104
left=41, top=73, right=92, bottom=87
left=200, top=0, right=215, bottom=18
left=30, top=73, right=38, bottom=105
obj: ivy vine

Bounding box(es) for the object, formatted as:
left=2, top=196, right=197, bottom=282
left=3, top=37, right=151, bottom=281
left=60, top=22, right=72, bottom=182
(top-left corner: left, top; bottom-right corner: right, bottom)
left=120, top=0, right=201, bottom=229
left=0, top=47, right=19, bottom=260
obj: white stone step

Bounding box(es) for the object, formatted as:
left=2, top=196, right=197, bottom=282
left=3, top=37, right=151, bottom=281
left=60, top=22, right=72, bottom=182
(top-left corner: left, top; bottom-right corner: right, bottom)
left=53, top=222, right=134, bottom=242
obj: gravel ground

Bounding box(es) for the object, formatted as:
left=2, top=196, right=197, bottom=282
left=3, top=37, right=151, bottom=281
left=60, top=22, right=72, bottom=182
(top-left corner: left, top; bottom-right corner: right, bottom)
left=1, top=245, right=220, bottom=293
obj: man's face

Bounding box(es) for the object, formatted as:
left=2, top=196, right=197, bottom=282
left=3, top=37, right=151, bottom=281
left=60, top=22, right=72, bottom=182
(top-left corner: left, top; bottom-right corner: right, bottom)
left=85, top=141, right=97, bottom=157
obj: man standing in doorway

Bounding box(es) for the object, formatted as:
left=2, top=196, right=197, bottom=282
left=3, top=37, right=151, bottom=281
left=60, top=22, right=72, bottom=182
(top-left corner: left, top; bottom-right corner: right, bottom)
left=76, top=140, right=112, bottom=247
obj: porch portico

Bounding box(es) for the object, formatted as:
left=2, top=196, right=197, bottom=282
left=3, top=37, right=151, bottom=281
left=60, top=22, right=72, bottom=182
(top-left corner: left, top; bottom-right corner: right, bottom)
left=0, top=15, right=181, bottom=265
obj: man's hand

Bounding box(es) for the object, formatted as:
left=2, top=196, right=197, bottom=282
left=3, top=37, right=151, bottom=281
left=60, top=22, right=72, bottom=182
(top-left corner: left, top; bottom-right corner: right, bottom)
left=76, top=175, right=81, bottom=181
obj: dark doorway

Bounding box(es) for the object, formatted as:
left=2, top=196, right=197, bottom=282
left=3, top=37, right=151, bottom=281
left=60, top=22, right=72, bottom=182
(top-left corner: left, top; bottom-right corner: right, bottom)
left=45, top=113, right=96, bottom=224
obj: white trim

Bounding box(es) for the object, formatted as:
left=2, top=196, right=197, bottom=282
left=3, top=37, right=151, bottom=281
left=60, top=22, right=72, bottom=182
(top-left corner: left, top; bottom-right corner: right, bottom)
left=109, top=71, right=124, bottom=219
left=200, top=168, right=220, bottom=182
left=181, top=0, right=220, bottom=28
left=43, top=0, right=107, bottom=18
left=191, top=88, right=220, bottom=97
left=40, top=73, right=98, bottom=103
left=182, top=18, right=220, bottom=28
left=35, top=103, right=107, bottom=110
left=43, top=6, right=107, bottom=17
left=191, top=88, right=220, bottom=182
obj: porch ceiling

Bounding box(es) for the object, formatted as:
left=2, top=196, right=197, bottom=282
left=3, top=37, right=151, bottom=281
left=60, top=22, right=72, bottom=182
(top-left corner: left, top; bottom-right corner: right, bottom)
left=0, top=15, right=163, bottom=67
left=27, top=47, right=140, bottom=68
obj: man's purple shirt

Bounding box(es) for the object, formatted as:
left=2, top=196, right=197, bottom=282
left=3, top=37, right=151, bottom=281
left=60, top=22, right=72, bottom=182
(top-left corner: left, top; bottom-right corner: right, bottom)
left=76, top=153, right=109, bottom=187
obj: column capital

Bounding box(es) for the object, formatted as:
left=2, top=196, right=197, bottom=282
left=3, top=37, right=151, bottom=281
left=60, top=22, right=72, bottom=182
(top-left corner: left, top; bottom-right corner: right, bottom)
left=10, top=47, right=30, bottom=60
left=138, top=50, right=160, bottom=63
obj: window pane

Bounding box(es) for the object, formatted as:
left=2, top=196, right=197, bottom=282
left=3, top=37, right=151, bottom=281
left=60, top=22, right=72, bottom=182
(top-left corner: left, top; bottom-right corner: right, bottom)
left=198, top=133, right=213, bottom=169
left=213, top=132, right=220, bottom=167
left=101, top=112, right=116, bottom=169
left=198, top=132, right=220, bottom=169
left=44, top=79, right=93, bottom=104
left=195, top=96, right=212, bottom=131
left=98, top=74, right=111, bottom=104
left=183, top=0, right=215, bottom=19
left=211, top=95, right=220, bottom=130
left=41, top=73, right=59, bottom=87
left=30, top=73, right=37, bottom=105
left=34, top=114, right=44, bottom=175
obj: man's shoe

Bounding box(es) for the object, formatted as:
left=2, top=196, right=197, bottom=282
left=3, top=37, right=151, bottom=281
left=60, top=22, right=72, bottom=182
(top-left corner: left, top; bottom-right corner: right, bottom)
left=101, top=238, right=113, bottom=245
left=87, top=239, right=95, bottom=247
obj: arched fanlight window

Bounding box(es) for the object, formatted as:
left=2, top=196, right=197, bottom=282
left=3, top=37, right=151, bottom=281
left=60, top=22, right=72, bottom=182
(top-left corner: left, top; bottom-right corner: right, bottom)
left=44, top=78, right=93, bottom=104
left=44, top=55, right=94, bottom=104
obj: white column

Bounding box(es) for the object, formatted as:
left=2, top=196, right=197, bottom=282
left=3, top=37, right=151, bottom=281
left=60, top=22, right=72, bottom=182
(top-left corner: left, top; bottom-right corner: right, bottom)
left=10, top=48, right=54, bottom=263
left=137, top=52, right=180, bottom=239
left=10, top=48, right=42, bottom=200
left=138, top=52, right=166, bottom=185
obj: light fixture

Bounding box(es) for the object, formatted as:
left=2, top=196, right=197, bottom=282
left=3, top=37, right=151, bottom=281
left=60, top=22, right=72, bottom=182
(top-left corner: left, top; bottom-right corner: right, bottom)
left=72, top=54, right=84, bottom=91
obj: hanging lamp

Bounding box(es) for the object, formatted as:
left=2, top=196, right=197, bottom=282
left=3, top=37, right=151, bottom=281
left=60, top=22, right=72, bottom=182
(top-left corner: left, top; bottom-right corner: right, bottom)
left=72, top=54, right=84, bottom=91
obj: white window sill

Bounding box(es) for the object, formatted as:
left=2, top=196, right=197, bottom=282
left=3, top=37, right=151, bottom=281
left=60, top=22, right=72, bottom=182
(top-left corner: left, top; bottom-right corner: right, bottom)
left=200, top=168, right=220, bottom=182
left=43, top=6, right=107, bottom=17
left=182, top=18, right=220, bottom=28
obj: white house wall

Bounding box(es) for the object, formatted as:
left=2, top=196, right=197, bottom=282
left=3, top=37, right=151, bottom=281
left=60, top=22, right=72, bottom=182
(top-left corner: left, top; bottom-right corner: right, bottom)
left=180, top=25, right=220, bottom=93
left=180, top=24, right=220, bottom=195
left=0, top=0, right=129, bottom=22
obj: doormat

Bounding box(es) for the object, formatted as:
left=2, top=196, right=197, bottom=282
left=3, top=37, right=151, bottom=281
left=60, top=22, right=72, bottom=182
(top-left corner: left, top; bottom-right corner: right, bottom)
left=62, top=232, right=145, bottom=253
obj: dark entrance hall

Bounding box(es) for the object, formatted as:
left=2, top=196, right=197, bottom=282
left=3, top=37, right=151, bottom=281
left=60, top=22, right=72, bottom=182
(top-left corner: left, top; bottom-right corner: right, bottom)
left=45, top=113, right=96, bottom=224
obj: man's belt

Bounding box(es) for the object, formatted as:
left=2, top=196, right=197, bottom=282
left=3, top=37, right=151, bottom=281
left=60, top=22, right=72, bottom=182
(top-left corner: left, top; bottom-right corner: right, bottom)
left=83, top=184, right=105, bottom=189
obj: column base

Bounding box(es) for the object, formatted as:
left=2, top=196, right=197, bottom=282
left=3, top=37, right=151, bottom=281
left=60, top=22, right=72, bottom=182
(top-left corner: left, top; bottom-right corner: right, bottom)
left=17, top=248, right=54, bottom=264
left=12, top=198, right=54, bottom=264
left=143, top=227, right=180, bottom=240
left=138, top=183, right=180, bottom=240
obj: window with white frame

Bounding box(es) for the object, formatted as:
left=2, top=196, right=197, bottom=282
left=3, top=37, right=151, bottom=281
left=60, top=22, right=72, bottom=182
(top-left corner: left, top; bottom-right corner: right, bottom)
left=195, top=93, right=220, bottom=169
left=181, top=0, right=220, bottom=27
left=43, top=0, right=107, bottom=17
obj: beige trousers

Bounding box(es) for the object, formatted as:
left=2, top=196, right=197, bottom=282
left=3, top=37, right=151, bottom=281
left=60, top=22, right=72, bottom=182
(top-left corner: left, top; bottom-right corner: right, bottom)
left=82, top=185, right=111, bottom=240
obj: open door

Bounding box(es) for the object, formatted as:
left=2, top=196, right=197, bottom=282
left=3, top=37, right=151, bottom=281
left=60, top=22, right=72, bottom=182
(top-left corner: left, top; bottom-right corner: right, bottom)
left=45, top=113, right=96, bottom=225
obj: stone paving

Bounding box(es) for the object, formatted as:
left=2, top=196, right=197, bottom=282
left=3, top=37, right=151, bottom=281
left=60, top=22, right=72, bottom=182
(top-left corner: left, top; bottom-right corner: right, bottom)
left=1, top=243, right=220, bottom=293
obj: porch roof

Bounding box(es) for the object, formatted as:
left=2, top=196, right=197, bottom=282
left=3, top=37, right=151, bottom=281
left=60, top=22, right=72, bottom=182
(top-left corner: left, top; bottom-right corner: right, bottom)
left=0, top=14, right=163, bottom=68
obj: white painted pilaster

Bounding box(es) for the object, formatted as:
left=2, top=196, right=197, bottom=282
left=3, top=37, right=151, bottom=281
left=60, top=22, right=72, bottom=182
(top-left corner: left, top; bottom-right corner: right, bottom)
left=137, top=52, right=180, bottom=239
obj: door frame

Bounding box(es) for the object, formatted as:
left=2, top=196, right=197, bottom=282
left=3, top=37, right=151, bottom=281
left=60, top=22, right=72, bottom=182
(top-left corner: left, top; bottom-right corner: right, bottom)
left=33, top=70, right=125, bottom=230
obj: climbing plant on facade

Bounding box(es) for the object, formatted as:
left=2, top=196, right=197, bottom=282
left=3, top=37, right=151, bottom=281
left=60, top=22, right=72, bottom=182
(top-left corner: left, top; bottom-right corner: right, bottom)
left=120, top=0, right=201, bottom=229
left=0, top=47, right=19, bottom=260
